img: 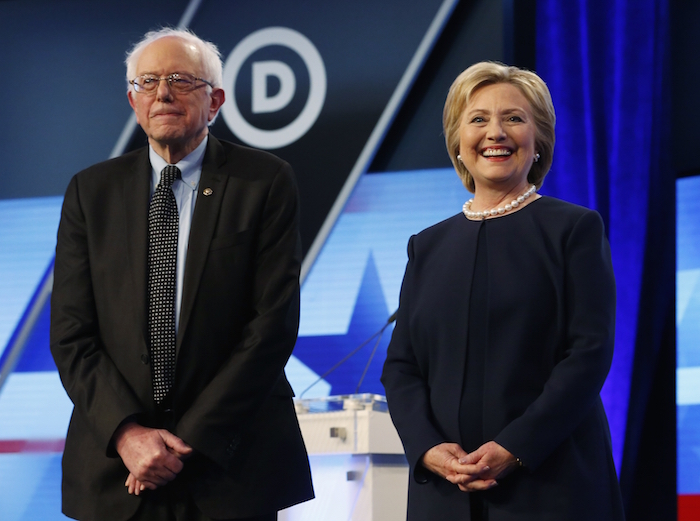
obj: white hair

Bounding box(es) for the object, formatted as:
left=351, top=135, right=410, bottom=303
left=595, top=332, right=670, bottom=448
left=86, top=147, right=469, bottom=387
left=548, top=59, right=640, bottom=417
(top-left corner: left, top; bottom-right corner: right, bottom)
left=125, top=27, right=223, bottom=92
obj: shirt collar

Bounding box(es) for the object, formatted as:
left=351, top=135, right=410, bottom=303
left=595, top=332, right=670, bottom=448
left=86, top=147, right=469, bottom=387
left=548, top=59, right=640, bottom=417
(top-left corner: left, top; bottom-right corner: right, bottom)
left=149, top=136, right=208, bottom=192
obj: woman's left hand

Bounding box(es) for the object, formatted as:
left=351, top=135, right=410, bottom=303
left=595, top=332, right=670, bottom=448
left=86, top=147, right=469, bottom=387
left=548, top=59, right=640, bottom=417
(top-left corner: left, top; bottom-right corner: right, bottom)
left=456, top=441, right=520, bottom=492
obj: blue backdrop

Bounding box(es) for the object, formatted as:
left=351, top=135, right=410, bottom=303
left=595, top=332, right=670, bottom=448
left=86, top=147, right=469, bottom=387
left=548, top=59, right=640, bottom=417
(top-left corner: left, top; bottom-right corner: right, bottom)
left=536, top=0, right=673, bottom=515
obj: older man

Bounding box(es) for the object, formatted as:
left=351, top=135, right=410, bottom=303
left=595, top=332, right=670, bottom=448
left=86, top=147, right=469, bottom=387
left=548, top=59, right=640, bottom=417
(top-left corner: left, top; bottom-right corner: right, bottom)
left=50, top=28, right=313, bottom=521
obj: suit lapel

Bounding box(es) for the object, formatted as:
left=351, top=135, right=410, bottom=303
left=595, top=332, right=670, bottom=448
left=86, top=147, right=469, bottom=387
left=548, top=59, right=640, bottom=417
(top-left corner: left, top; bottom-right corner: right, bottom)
left=177, top=136, right=229, bottom=348
left=123, top=149, right=151, bottom=343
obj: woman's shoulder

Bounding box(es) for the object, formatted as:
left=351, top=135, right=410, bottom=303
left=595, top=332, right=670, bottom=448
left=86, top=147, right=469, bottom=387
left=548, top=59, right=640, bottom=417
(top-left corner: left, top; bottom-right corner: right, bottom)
left=406, top=213, right=485, bottom=264
left=533, top=195, right=597, bottom=215
left=413, top=213, right=465, bottom=241
left=529, top=196, right=603, bottom=227
left=527, top=196, right=608, bottom=248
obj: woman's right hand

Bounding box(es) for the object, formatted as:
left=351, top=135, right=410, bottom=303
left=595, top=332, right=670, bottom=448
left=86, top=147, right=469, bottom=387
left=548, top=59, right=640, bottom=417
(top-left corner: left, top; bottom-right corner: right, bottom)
left=420, top=442, right=495, bottom=488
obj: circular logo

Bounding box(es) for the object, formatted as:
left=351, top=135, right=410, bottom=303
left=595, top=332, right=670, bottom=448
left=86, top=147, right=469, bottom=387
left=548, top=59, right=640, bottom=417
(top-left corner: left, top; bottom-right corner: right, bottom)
left=222, top=27, right=327, bottom=150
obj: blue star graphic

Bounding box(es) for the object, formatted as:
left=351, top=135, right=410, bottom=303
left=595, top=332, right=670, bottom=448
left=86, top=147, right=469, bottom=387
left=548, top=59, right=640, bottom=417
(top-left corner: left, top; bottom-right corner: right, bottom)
left=294, top=252, right=394, bottom=396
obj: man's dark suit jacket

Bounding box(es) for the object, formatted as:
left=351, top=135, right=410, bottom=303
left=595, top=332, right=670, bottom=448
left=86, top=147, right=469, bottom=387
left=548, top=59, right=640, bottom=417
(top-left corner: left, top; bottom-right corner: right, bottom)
left=50, top=135, right=314, bottom=521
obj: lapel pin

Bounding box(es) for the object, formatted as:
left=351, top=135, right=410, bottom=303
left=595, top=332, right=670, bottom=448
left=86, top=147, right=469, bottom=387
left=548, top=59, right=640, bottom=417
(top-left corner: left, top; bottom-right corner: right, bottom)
left=203, top=188, right=213, bottom=196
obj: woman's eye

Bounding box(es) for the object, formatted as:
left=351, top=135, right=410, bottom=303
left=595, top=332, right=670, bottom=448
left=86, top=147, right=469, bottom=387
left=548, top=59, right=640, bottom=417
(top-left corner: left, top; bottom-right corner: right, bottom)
left=508, top=115, right=523, bottom=122
left=471, top=116, right=485, bottom=123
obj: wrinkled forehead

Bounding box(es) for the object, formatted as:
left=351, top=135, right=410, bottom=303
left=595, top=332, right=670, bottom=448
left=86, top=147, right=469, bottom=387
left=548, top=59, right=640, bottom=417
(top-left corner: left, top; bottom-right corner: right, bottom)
left=136, top=36, right=203, bottom=75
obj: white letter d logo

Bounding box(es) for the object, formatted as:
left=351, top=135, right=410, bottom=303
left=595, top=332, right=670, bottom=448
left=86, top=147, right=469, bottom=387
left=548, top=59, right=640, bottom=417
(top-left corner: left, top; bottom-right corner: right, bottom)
left=222, top=27, right=327, bottom=150
left=252, top=61, right=296, bottom=114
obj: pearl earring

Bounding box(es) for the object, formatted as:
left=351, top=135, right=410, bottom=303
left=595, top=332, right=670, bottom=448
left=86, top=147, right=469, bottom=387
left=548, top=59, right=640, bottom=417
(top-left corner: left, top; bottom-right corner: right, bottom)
left=534, top=153, right=541, bottom=162
left=457, top=154, right=463, bottom=164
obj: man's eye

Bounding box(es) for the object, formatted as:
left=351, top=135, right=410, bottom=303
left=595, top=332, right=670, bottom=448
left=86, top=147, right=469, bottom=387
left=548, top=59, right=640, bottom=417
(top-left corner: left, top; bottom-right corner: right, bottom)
left=142, top=77, right=157, bottom=84
left=171, top=76, right=192, bottom=85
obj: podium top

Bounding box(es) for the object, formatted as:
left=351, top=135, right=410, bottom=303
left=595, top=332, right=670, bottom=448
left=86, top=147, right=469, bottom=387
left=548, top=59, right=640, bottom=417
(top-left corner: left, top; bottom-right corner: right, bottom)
left=294, top=393, right=388, bottom=414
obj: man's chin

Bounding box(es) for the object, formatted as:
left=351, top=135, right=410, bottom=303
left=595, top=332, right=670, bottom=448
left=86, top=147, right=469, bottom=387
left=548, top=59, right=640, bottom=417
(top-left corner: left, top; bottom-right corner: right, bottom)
left=148, top=132, right=187, bottom=148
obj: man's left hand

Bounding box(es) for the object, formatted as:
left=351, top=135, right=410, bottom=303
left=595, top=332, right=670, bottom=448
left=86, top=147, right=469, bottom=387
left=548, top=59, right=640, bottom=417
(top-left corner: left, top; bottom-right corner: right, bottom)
left=114, top=423, right=193, bottom=495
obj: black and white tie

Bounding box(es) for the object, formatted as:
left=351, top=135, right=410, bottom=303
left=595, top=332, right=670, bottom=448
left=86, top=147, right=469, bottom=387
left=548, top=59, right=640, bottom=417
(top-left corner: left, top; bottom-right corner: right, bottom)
left=148, top=165, right=180, bottom=404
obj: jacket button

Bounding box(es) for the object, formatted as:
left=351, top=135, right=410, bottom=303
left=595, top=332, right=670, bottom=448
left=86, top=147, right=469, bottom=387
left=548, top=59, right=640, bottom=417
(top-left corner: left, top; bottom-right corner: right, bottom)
left=141, top=354, right=150, bottom=364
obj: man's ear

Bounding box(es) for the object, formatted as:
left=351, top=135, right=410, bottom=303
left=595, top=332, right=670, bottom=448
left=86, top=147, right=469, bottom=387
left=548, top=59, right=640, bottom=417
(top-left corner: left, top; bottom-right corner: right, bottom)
left=127, top=90, right=139, bottom=123
left=209, top=88, right=226, bottom=122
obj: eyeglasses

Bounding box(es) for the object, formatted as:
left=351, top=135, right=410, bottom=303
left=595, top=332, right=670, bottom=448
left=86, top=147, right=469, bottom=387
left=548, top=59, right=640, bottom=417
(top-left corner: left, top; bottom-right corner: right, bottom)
left=129, top=73, right=213, bottom=93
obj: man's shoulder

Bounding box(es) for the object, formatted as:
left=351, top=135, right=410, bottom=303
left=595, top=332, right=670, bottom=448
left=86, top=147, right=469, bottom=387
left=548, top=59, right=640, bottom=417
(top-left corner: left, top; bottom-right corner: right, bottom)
left=209, top=136, right=291, bottom=175
left=213, top=136, right=282, bottom=161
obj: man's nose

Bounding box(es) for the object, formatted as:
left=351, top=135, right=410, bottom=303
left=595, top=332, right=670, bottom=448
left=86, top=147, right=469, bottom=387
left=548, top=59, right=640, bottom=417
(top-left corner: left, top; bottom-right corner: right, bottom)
left=155, top=78, right=174, bottom=101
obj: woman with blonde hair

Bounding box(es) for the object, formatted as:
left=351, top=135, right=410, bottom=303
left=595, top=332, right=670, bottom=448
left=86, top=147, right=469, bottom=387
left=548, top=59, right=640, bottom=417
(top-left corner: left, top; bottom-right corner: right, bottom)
left=382, top=62, right=625, bottom=521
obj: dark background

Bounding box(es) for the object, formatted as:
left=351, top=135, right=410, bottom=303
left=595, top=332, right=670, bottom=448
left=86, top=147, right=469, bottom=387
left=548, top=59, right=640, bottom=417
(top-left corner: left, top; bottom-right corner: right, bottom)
left=671, top=0, right=700, bottom=179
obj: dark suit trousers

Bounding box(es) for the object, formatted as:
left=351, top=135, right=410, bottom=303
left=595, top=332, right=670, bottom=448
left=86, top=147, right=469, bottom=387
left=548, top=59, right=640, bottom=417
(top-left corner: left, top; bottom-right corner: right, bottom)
left=128, top=478, right=277, bottom=521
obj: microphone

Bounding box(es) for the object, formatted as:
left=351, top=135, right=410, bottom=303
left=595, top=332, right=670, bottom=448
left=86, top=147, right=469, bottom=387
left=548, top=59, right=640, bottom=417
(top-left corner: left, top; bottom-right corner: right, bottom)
left=299, top=310, right=398, bottom=398
left=355, top=311, right=399, bottom=393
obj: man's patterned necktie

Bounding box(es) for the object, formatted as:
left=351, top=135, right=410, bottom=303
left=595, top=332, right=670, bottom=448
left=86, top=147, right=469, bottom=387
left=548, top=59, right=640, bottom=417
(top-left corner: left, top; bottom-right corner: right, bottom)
left=147, top=165, right=180, bottom=404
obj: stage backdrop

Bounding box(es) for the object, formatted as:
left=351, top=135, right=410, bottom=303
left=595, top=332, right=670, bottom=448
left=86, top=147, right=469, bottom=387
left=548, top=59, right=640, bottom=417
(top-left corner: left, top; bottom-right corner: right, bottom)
left=0, top=0, right=678, bottom=519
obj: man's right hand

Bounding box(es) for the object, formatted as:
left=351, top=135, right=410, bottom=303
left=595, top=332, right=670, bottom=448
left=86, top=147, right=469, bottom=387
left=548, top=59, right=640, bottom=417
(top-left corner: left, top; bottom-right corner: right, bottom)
left=114, top=422, right=192, bottom=495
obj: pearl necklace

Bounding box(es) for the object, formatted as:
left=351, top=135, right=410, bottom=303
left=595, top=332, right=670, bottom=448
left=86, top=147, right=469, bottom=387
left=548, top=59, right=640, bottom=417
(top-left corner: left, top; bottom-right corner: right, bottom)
left=462, top=185, right=537, bottom=220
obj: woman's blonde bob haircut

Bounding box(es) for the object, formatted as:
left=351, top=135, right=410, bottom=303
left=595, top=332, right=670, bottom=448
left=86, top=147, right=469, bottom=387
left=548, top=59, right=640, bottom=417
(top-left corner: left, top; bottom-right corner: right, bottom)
left=443, top=61, right=556, bottom=193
